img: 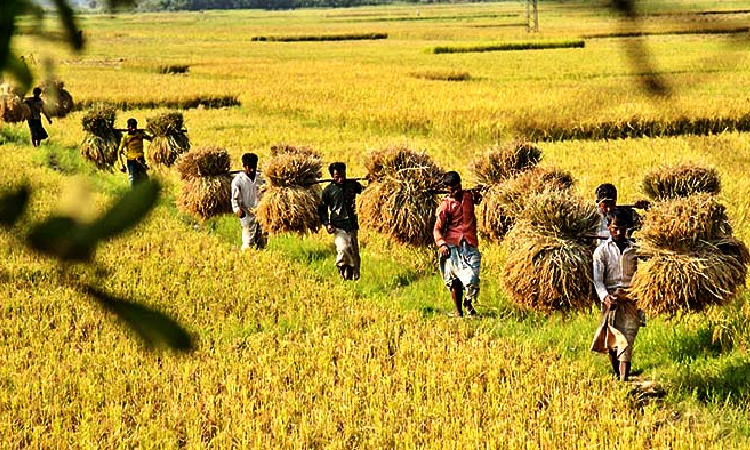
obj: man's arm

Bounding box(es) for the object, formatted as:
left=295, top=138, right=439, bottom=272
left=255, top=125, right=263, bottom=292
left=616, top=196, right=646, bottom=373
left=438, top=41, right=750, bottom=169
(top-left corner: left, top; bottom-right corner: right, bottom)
left=318, top=187, right=330, bottom=228
left=231, top=178, right=243, bottom=217
left=592, top=247, right=609, bottom=303
left=433, top=202, right=448, bottom=248
left=117, top=135, right=128, bottom=168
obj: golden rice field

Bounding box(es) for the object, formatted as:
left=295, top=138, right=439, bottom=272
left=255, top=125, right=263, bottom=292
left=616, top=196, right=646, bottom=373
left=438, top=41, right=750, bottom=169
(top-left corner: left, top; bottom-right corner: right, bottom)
left=3, top=0, right=750, bottom=447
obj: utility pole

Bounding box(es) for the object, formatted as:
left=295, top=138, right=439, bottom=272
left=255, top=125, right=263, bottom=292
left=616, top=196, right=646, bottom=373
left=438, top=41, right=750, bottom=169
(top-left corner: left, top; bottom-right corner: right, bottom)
left=526, top=0, right=539, bottom=33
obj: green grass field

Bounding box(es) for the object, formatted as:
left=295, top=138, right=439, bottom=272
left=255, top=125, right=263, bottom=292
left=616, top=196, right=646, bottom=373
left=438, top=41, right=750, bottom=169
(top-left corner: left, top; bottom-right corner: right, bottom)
left=3, top=1, right=750, bottom=447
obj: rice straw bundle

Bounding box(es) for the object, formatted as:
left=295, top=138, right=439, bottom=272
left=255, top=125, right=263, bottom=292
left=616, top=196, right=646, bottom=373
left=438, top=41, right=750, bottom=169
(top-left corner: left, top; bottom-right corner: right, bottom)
left=359, top=145, right=444, bottom=246
left=256, top=145, right=323, bottom=234
left=642, top=164, right=721, bottom=201
left=502, top=190, right=599, bottom=312
left=630, top=193, right=748, bottom=314
left=0, top=86, right=31, bottom=123
left=40, top=80, right=74, bottom=118
left=175, top=146, right=233, bottom=220
left=80, top=108, right=122, bottom=170
left=476, top=167, right=574, bottom=241
left=146, top=112, right=190, bottom=167
left=469, top=141, right=541, bottom=185
left=175, top=146, right=230, bottom=180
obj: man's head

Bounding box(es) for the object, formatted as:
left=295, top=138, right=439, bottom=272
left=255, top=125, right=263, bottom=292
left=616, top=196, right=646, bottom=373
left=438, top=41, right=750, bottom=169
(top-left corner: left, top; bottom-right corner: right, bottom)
left=595, top=183, right=618, bottom=215
left=329, top=162, right=346, bottom=185
left=32, top=87, right=42, bottom=97
left=443, top=171, right=462, bottom=198
left=127, top=118, right=138, bottom=130
left=607, top=207, right=632, bottom=242
left=242, top=153, right=258, bottom=172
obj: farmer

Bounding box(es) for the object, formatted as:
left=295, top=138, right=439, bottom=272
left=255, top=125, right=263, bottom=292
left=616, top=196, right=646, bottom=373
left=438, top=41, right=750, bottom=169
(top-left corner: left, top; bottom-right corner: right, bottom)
left=318, top=162, right=364, bottom=281
left=590, top=207, right=646, bottom=381
left=117, top=118, right=151, bottom=188
left=594, top=183, right=649, bottom=246
left=24, top=87, right=52, bottom=147
left=433, top=170, right=482, bottom=318
left=231, top=153, right=265, bottom=250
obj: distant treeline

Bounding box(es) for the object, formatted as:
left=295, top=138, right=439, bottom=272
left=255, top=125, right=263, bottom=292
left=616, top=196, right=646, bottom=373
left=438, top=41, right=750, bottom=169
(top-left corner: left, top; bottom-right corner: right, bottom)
left=135, top=0, right=497, bottom=10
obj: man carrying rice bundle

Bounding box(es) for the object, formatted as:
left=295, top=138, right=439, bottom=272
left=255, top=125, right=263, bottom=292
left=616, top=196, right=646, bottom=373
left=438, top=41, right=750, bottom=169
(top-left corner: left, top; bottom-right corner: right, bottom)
left=319, top=162, right=364, bottom=281
left=24, top=87, right=52, bottom=147
left=433, top=171, right=482, bottom=318
left=118, top=118, right=151, bottom=189
left=590, top=208, right=646, bottom=381
left=594, top=183, right=649, bottom=246
left=232, top=153, right=265, bottom=251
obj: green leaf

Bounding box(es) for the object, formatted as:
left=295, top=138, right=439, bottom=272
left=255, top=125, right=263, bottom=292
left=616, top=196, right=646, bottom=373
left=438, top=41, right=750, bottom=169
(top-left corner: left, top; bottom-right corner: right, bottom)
left=51, top=0, right=84, bottom=51
left=4, top=52, right=32, bottom=94
left=88, top=179, right=160, bottom=242
left=0, top=184, right=31, bottom=228
left=0, top=0, right=19, bottom=71
left=26, top=216, right=95, bottom=262
left=85, top=285, right=194, bottom=352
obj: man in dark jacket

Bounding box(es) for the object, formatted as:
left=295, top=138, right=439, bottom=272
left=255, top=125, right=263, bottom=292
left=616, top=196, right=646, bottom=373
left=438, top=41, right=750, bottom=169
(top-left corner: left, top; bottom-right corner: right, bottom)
left=319, top=162, right=364, bottom=281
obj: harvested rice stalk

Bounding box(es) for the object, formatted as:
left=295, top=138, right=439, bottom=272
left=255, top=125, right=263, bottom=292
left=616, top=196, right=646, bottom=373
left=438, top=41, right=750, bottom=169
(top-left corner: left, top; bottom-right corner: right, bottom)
left=40, top=80, right=74, bottom=118
left=175, top=146, right=230, bottom=180
left=503, top=224, right=596, bottom=313
left=146, top=112, right=190, bottom=167
left=469, top=141, right=541, bottom=185
left=80, top=108, right=122, bottom=170
left=497, top=167, right=575, bottom=219
left=177, top=175, right=233, bottom=220
left=475, top=184, right=512, bottom=242
left=631, top=240, right=749, bottom=315
left=642, top=163, right=721, bottom=201
left=256, top=186, right=321, bottom=234
left=360, top=145, right=444, bottom=246
left=501, top=191, right=599, bottom=313
left=0, top=87, right=31, bottom=123
left=256, top=144, right=323, bottom=234
left=635, top=193, right=732, bottom=252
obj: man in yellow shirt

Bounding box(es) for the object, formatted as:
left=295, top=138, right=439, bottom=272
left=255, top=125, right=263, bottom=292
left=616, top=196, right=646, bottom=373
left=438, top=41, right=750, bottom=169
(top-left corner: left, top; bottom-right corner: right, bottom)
left=118, top=118, right=151, bottom=188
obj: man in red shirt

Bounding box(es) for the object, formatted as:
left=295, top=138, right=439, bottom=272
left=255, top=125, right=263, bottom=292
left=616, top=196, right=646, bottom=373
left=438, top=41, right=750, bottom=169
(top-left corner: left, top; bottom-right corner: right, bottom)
left=433, top=171, right=482, bottom=317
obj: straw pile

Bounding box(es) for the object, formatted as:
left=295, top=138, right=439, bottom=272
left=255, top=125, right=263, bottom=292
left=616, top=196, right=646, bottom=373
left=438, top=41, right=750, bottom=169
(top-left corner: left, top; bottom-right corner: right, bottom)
left=175, top=146, right=232, bottom=220
left=0, top=86, right=31, bottom=123
left=40, top=80, right=74, bottom=118
left=359, top=145, right=444, bottom=246
left=469, top=141, right=541, bottom=185
left=256, top=145, right=322, bottom=234
left=80, top=108, right=122, bottom=170
left=146, top=112, right=190, bottom=167
left=503, top=190, right=599, bottom=313
left=642, top=164, right=721, bottom=201
left=630, top=193, right=749, bottom=314
left=476, top=166, right=574, bottom=241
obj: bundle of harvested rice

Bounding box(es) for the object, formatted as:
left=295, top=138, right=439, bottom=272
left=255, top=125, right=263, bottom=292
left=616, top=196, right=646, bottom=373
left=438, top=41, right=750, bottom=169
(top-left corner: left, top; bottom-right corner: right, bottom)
left=642, top=163, right=721, bottom=201
left=146, top=112, right=190, bottom=167
left=476, top=166, right=574, bottom=241
left=40, top=80, right=74, bottom=118
left=256, top=145, right=323, bottom=234
left=502, top=190, right=599, bottom=313
left=630, top=193, right=748, bottom=314
left=175, top=146, right=232, bottom=220
left=469, top=141, right=541, bottom=185
left=0, top=86, right=31, bottom=123
left=636, top=194, right=731, bottom=252
left=80, top=108, right=122, bottom=170
left=359, top=145, right=444, bottom=246
left=175, top=146, right=230, bottom=180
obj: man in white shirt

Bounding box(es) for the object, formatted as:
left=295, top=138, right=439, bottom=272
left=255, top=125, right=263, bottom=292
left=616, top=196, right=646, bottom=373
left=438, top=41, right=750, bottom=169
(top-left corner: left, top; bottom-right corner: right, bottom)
left=231, top=153, right=265, bottom=250
left=590, top=208, right=645, bottom=381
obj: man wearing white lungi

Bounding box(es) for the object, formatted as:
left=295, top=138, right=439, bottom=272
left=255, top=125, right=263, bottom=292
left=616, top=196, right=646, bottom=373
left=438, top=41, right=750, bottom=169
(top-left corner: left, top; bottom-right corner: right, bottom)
left=319, top=162, right=364, bottom=281
left=590, top=207, right=645, bottom=381
left=433, top=171, right=482, bottom=318
left=231, top=153, right=265, bottom=250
